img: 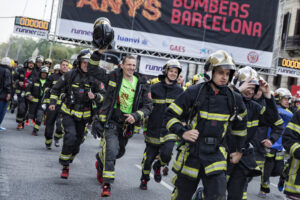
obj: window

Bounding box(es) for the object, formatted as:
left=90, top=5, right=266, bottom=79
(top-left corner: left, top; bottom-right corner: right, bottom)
left=295, top=9, right=300, bottom=35
left=273, top=75, right=281, bottom=87
left=288, top=77, right=297, bottom=90
left=282, top=12, right=291, bottom=48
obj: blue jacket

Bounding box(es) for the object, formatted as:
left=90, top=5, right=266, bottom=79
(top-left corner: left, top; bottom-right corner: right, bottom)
left=268, top=105, right=293, bottom=151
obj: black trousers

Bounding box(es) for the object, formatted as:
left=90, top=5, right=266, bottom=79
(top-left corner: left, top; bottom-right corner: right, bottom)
left=141, top=141, right=175, bottom=181
left=59, top=114, right=87, bottom=166
left=27, top=102, right=39, bottom=120
left=227, top=164, right=248, bottom=200
left=44, top=107, right=63, bottom=145
left=171, top=166, right=226, bottom=200
left=32, top=108, right=45, bottom=133
left=16, top=95, right=28, bottom=123
left=260, top=156, right=284, bottom=193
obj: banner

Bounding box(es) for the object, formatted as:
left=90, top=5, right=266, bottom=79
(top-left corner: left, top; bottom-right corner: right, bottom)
left=13, top=16, right=49, bottom=39
left=57, top=0, right=279, bottom=68
left=291, top=85, right=300, bottom=98
left=139, top=56, right=187, bottom=80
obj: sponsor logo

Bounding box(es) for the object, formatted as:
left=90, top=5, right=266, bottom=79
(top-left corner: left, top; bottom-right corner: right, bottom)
left=247, top=51, right=259, bottom=63
left=170, top=45, right=185, bottom=53
left=117, top=35, right=147, bottom=45
left=199, top=48, right=213, bottom=55
left=145, top=64, right=163, bottom=72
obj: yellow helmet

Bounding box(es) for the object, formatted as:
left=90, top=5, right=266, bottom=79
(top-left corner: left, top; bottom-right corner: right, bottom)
left=150, top=77, right=160, bottom=85
left=45, top=58, right=53, bottom=65
left=185, top=81, right=191, bottom=88
left=10, top=59, right=15, bottom=68
left=204, top=50, right=236, bottom=82
left=68, top=63, right=73, bottom=70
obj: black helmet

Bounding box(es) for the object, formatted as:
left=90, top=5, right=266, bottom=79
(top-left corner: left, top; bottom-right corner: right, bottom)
left=92, top=17, right=114, bottom=49
left=77, top=49, right=92, bottom=61
left=36, top=55, right=44, bottom=63
left=28, top=57, right=35, bottom=64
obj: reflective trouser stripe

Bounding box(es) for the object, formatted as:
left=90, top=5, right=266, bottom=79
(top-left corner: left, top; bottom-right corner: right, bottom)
left=103, top=171, right=115, bottom=179
left=59, top=153, right=72, bottom=161
left=171, top=188, right=178, bottom=200
left=34, top=124, right=40, bottom=130
left=204, top=161, right=227, bottom=175
left=242, top=192, right=247, bottom=200
left=54, top=132, right=63, bottom=138
left=45, top=139, right=53, bottom=145
left=141, top=152, right=150, bottom=175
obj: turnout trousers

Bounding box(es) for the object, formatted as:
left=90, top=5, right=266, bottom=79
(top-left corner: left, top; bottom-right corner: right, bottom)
left=260, top=150, right=284, bottom=193
left=59, top=114, right=87, bottom=166
left=141, top=141, right=175, bottom=181
left=44, top=107, right=63, bottom=145
left=171, top=165, right=226, bottom=200
left=16, top=95, right=28, bottom=123
left=227, top=164, right=248, bottom=200
left=32, top=107, right=45, bottom=133
left=96, top=122, right=129, bottom=184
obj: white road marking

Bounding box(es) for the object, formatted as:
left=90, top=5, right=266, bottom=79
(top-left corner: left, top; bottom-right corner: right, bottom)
left=135, top=164, right=174, bottom=191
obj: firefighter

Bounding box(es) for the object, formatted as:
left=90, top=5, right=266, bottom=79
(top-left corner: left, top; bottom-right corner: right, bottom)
left=252, top=88, right=268, bottom=170
left=226, top=66, right=283, bottom=200
left=258, top=88, right=293, bottom=197
left=25, top=66, right=49, bottom=136
left=177, top=73, right=184, bottom=87
left=282, top=110, right=300, bottom=199
left=140, top=59, right=183, bottom=190
left=15, top=57, right=36, bottom=129
left=35, top=56, right=44, bottom=70
left=53, top=64, right=60, bottom=74
left=44, top=58, right=52, bottom=69
left=87, top=17, right=152, bottom=197
left=165, top=50, right=248, bottom=200
left=49, top=51, right=103, bottom=179
left=44, top=60, right=69, bottom=149
left=90, top=54, right=152, bottom=197
left=10, top=59, right=18, bottom=114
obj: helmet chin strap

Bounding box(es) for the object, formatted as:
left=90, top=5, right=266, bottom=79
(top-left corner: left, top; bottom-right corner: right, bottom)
left=166, top=74, right=177, bottom=83
left=210, top=79, right=227, bottom=89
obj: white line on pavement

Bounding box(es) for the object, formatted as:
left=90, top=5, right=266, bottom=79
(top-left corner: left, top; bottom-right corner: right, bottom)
left=135, top=164, right=174, bottom=191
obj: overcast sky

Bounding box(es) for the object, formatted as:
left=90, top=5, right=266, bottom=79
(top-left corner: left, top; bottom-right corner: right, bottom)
left=0, top=0, right=54, bottom=43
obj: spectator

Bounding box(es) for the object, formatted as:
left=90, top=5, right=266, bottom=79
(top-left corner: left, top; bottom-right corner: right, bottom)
left=0, top=57, right=12, bottom=131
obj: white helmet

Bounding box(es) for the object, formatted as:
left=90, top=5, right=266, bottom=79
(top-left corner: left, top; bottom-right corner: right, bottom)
left=1, top=57, right=11, bottom=66
left=274, top=88, right=292, bottom=102
left=53, top=64, right=60, bottom=71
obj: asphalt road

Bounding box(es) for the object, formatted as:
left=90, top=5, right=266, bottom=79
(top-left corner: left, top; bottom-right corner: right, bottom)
left=0, top=112, right=286, bottom=200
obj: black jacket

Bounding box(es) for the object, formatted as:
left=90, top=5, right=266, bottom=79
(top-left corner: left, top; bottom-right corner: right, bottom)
left=164, top=82, right=248, bottom=178
left=50, top=68, right=102, bottom=121
left=227, top=96, right=283, bottom=153
left=87, top=51, right=152, bottom=129
left=25, top=77, right=49, bottom=104
left=146, top=75, right=183, bottom=145
left=44, top=72, right=64, bottom=104
left=14, top=67, right=35, bottom=95
left=0, top=64, right=12, bottom=100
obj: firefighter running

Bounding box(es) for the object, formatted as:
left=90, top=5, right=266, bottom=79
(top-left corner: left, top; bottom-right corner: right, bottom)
left=49, top=50, right=103, bottom=179
left=165, top=50, right=248, bottom=200
left=140, top=59, right=183, bottom=190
